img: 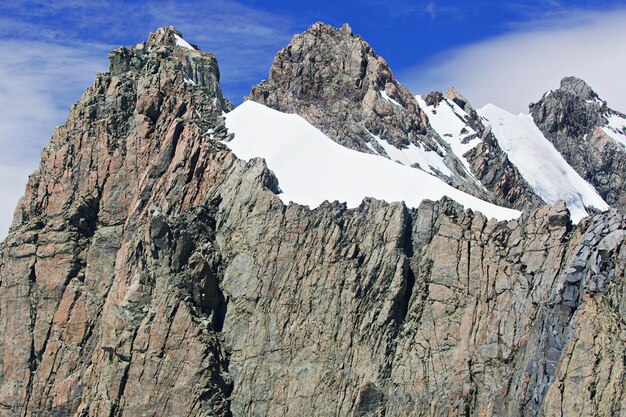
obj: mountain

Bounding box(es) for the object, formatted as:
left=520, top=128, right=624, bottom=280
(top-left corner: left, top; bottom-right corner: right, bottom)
left=415, top=90, right=544, bottom=211
left=248, top=22, right=497, bottom=202
left=0, top=25, right=624, bottom=417
left=224, top=100, right=519, bottom=221
left=530, top=76, right=626, bottom=208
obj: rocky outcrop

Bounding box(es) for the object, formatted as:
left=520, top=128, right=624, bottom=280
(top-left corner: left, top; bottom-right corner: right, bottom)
left=0, top=27, right=625, bottom=417
left=530, top=76, right=626, bottom=208
left=248, top=22, right=492, bottom=201
left=464, top=128, right=544, bottom=211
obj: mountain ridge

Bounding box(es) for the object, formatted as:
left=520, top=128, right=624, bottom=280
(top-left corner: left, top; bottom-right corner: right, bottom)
left=0, top=24, right=624, bottom=417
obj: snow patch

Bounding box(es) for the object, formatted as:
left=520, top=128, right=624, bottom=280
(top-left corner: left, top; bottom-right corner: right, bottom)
left=174, top=34, right=195, bottom=51
left=479, top=104, right=609, bottom=222
left=368, top=131, right=452, bottom=176
left=224, top=101, right=520, bottom=221
left=380, top=90, right=403, bottom=108
left=602, top=113, right=626, bottom=149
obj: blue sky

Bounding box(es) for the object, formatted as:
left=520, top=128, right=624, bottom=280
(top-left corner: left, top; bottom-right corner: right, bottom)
left=3, top=0, right=626, bottom=105
left=1, top=0, right=626, bottom=237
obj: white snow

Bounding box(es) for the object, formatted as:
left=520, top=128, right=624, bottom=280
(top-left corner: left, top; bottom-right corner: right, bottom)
left=416, top=95, right=481, bottom=180
left=174, top=34, right=195, bottom=51
left=224, top=101, right=520, bottom=221
left=479, top=104, right=609, bottom=222
left=602, top=113, right=626, bottom=149
left=364, top=141, right=380, bottom=155
left=368, top=131, right=452, bottom=176
left=380, top=90, right=403, bottom=108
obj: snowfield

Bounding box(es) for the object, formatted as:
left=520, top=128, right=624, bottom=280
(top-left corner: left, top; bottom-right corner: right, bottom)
left=415, top=94, right=481, bottom=181
left=224, top=101, right=520, bottom=221
left=602, top=112, right=626, bottom=149
left=479, top=104, right=609, bottom=222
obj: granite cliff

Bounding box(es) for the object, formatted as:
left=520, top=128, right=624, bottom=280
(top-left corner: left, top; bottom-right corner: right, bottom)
left=0, top=25, right=624, bottom=417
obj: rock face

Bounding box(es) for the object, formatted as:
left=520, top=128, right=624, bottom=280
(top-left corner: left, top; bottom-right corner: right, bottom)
left=0, top=26, right=625, bottom=417
left=248, top=23, right=543, bottom=211
left=530, top=76, right=626, bottom=208
left=0, top=26, right=234, bottom=416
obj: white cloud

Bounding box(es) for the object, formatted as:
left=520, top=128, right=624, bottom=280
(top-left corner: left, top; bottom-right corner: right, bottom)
left=0, top=165, right=34, bottom=241
left=0, top=40, right=107, bottom=240
left=400, top=9, right=626, bottom=114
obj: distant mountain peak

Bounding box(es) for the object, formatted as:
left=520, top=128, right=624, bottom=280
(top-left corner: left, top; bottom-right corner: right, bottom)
left=558, top=76, right=597, bottom=100
left=444, top=86, right=474, bottom=113
left=530, top=76, right=626, bottom=207
left=247, top=22, right=429, bottom=152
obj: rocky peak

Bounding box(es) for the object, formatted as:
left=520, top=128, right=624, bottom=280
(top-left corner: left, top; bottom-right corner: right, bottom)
left=108, top=27, right=229, bottom=110
left=251, top=21, right=403, bottom=107
left=248, top=23, right=505, bottom=203
left=146, top=26, right=195, bottom=50
left=248, top=22, right=429, bottom=150
left=558, top=76, right=597, bottom=101
left=444, top=86, right=474, bottom=113
left=530, top=77, right=625, bottom=207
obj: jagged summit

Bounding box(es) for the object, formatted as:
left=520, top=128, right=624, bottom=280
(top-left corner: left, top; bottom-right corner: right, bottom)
left=250, top=21, right=410, bottom=110
left=248, top=22, right=505, bottom=203
left=558, top=76, right=598, bottom=101
left=107, top=26, right=230, bottom=112
left=530, top=77, right=626, bottom=207
left=146, top=26, right=196, bottom=50
left=444, top=86, right=474, bottom=113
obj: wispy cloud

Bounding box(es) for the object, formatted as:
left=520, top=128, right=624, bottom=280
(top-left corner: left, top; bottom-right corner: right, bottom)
left=0, top=0, right=296, bottom=239
left=0, top=39, right=108, bottom=239
left=0, top=1, right=296, bottom=100
left=399, top=8, right=626, bottom=114
left=361, top=0, right=460, bottom=19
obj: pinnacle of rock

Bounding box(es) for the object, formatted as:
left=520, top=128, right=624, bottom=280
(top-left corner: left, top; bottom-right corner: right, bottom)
left=248, top=22, right=430, bottom=152
left=147, top=26, right=183, bottom=47
left=444, top=86, right=474, bottom=113
left=559, top=76, right=596, bottom=100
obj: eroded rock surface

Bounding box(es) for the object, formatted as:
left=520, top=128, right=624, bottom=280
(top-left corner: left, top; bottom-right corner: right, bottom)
left=0, top=27, right=624, bottom=417
left=530, top=76, right=626, bottom=208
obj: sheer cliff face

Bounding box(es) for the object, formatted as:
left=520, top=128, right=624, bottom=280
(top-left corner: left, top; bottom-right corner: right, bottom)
left=0, top=26, right=236, bottom=416
left=0, top=26, right=625, bottom=417
left=530, top=76, right=626, bottom=208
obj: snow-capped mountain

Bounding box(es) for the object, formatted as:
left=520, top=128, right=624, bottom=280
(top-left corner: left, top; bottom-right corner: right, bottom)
left=478, top=103, right=609, bottom=221
left=530, top=76, right=626, bottom=208
left=243, top=23, right=624, bottom=222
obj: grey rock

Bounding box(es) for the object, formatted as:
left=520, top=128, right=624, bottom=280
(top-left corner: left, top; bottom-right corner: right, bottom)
left=248, top=22, right=495, bottom=202
left=530, top=76, right=626, bottom=208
